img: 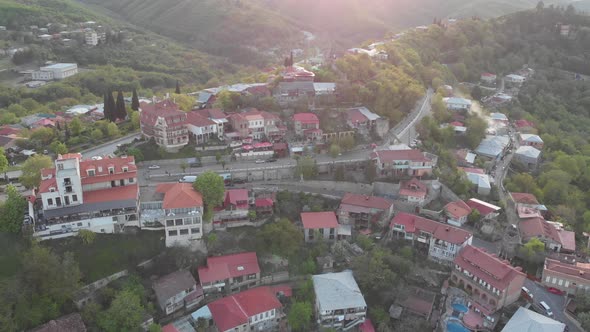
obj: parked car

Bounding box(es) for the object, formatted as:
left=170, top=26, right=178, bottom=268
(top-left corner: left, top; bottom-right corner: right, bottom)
left=255, top=159, right=265, bottom=164
left=148, top=165, right=160, bottom=170
left=539, top=301, right=553, bottom=317
left=546, top=287, right=564, bottom=295
left=266, top=158, right=278, bottom=163
left=521, top=286, right=534, bottom=301
left=190, top=162, right=202, bottom=168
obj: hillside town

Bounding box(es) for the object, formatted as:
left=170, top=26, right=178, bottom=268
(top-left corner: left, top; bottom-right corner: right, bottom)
left=2, top=3, right=590, bottom=332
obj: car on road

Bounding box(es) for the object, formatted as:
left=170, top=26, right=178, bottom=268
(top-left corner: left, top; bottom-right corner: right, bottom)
left=266, top=158, right=278, bottom=163
left=546, top=287, right=565, bottom=295
left=255, top=159, right=265, bottom=164
left=148, top=165, right=160, bottom=170
left=521, top=286, right=534, bottom=301
left=539, top=301, right=553, bottom=317
left=189, top=162, right=202, bottom=168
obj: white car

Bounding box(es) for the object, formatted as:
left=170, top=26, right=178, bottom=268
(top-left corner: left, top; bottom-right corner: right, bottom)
left=255, top=159, right=265, bottom=164
left=148, top=165, right=161, bottom=170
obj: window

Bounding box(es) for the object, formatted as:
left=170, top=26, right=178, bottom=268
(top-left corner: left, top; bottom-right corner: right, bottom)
left=546, top=276, right=551, bottom=282
left=168, top=230, right=178, bottom=236
left=108, top=167, right=114, bottom=174
left=77, top=222, right=82, bottom=226
left=112, top=216, right=118, bottom=222
left=166, top=220, right=174, bottom=227
left=120, top=179, right=124, bottom=186
left=552, top=277, right=557, bottom=284
left=47, top=198, right=53, bottom=206
left=123, top=167, right=128, bottom=172
left=111, top=180, right=116, bottom=187
left=72, top=195, right=78, bottom=202
left=129, top=178, right=135, bottom=183
left=88, top=169, right=95, bottom=176
left=49, top=187, right=55, bottom=192
left=180, top=229, right=189, bottom=235
left=100, top=229, right=106, bottom=233
left=191, top=228, right=200, bottom=234
left=175, top=219, right=183, bottom=226
left=56, top=197, right=61, bottom=206
left=558, top=279, right=563, bottom=286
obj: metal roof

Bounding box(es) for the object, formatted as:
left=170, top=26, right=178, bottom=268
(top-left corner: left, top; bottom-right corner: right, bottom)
left=43, top=198, right=136, bottom=219
left=501, top=307, right=564, bottom=332
left=313, top=270, right=366, bottom=312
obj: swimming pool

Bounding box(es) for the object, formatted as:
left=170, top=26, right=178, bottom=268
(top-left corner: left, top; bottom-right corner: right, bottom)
left=447, top=321, right=471, bottom=332
left=452, top=303, right=469, bottom=313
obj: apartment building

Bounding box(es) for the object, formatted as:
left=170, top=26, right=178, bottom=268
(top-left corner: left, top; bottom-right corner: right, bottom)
left=337, top=193, right=394, bottom=229
left=371, top=149, right=436, bottom=178
left=542, top=257, right=590, bottom=295
left=36, top=154, right=139, bottom=240
left=154, top=183, right=204, bottom=247
left=139, top=100, right=189, bottom=152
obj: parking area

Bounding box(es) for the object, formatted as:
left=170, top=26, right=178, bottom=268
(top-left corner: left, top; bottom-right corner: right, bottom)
left=523, top=279, right=581, bottom=332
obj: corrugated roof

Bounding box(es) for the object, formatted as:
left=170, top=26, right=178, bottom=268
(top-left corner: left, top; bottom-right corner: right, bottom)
left=390, top=213, right=472, bottom=244
left=501, top=307, right=565, bottom=332
left=301, top=211, right=339, bottom=229
left=153, top=270, right=197, bottom=309
left=312, top=271, right=366, bottom=312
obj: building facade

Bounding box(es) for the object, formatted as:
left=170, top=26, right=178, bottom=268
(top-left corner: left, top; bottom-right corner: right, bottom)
left=337, top=193, right=394, bottom=229
left=451, top=245, right=526, bottom=314
left=197, top=252, right=261, bottom=294
left=36, top=154, right=139, bottom=240
left=390, top=213, right=473, bottom=264
left=301, top=211, right=339, bottom=242
left=153, top=270, right=203, bottom=315
left=139, top=100, right=189, bottom=152
left=542, top=258, right=590, bottom=295
left=32, top=63, right=78, bottom=81
left=371, top=149, right=436, bottom=178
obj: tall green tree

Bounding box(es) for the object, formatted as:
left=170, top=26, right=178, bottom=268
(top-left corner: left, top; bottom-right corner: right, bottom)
left=70, top=117, right=82, bottom=136
left=21, top=155, right=52, bottom=188
left=175, top=80, right=181, bottom=94
left=131, top=88, right=140, bottom=111
left=193, top=172, right=225, bottom=221
left=107, top=90, right=117, bottom=122
left=256, top=218, right=303, bottom=257
left=288, top=301, right=312, bottom=332
left=97, top=290, right=144, bottom=332
left=0, top=147, right=8, bottom=175
left=49, top=141, right=68, bottom=155
left=0, top=185, right=26, bottom=233
left=295, top=156, right=317, bottom=180
left=103, top=90, right=111, bottom=122
left=115, top=90, right=127, bottom=120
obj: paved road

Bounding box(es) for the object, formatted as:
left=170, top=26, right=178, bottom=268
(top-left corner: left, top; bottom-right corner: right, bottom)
left=81, top=133, right=141, bottom=159
left=382, top=88, right=433, bottom=147
left=524, top=279, right=581, bottom=332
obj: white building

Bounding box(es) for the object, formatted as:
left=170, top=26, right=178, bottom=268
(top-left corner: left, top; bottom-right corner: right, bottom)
left=505, top=74, right=526, bottom=85
left=32, top=63, right=78, bottom=81
left=443, top=97, right=472, bottom=111
left=313, top=271, right=367, bottom=331
left=36, top=154, right=139, bottom=240
left=84, top=30, right=98, bottom=46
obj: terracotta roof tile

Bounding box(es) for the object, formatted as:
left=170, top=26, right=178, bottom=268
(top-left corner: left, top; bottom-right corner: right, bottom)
left=293, top=112, right=319, bottom=124
left=301, top=211, right=339, bottom=229
left=390, top=213, right=472, bottom=244
left=156, top=182, right=203, bottom=209
left=444, top=200, right=472, bottom=219
left=372, top=149, right=430, bottom=163
left=340, top=193, right=393, bottom=210
left=198, top=252, right=260, bottom=284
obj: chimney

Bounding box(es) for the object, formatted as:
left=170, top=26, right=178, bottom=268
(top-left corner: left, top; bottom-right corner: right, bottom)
left=445, top=227, right=449, bottom=231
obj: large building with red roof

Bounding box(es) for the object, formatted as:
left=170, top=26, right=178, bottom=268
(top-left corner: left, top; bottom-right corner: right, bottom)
left=198, top=252, right=260, bottom=294
left=152, top=183, right=204, bottom=247
left=207, top=286, right=284, bottom=332
left=519, top=217, right=576, bottom=253
left=226, top=108, right=285, bottom=141
left=36, top=154, right=139, bottom=239
left=139, top=100, right=189, bottom=152
left=185, top=111, right=218, bottom=145
left=337, top=193, right=394, bottom=229
left=451, top=245, right=526, bottom=314
left=444, top=200, right=472, bottom=227
left=301, top=211, right=340, bottom=242
left=398, top=178, right=428, bottom=204
left=371, top=149, right=436, bottom=178
left=390, top=213, right=473, bottom=264
left=293, top=112, right=321, bottom=140
left=542, top=257, right=590, bottom=295
left=213, top=189, right=251, bottom=228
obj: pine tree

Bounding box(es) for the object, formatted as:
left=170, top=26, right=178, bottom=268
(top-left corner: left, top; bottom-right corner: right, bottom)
left=131, top=88, right=140, bottom=111
left=175, top=80, right=181, bottom=94
left=105, top=90, right=116, bottom=122
left=56, top=121, right=61, bottom=131
left=289, top=51, right=293, bottom=66
left=103, top=90, right=111, bottom=121
left=64, top=123, right=70, bottom=141
left=115, top=90, right=127, bottom=120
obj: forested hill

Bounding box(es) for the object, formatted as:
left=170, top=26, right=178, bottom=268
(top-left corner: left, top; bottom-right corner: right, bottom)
left=78, top=0, right=303, bottom=66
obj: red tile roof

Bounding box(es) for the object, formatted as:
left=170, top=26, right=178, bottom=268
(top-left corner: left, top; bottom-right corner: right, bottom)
left=198, top=252, right=260, bottom=284
left=514, top=119, right=535, bottom=128
left=516, top=205, right=543, bottom=219
left=511, top=192, right=539, bottom=205
left=255, top=198, right=274, bottom=208
left=186, top=111, right=216, bottom=127
left=301, top=211, right=339, bottom=229
left=544, top=258, right=590, bottom=282
left=0, top=126, right=21, bottom=136
left=156, top=183, right=203, bottom=209
left=58, top=153, right=82, bottom=160
left=371, top=149, right=430, bottom=163
left=293, top=112, right=319, bottom=124
left=161, top=324, right=179, bottom=332
left=225, top=189, right=248, bottom=209
left=458, top=167, right=485, bottom=174
left=390, top=213, right=472, bottom=244
left=559, top=230, right=576, bottom=252
left=78, top=156, right=137, bottom=185
left=38, top=178, right=57, bottom=193
left=347, top=108, right=368, bottom=124
left=340, top=193, right=393, bottom=210
left=208, top=286, right=282, bottom=332
left=465, top=198, right=501, bottom=216
left=193, top=108, right=227, bottom=120
left=399, top=178, right=428, bottom=198
left=481, top=72, right=496, bottom=77
left=450, top=121, right=464, bottom=127
left=454, top=245, right=525, bottom=291
left=445, top=200, right=472, bottom=219
left=83, top=184, right=138, bottom=203
left=140, top=100, right=186, bottom=127
left=519, top=217, right=561, bottom=243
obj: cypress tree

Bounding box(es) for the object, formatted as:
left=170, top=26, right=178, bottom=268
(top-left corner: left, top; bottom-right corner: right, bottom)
left=131, top=88, right=140, bottom=111
left=103, top=90, right=111, bottom=121
left=64, top=123, right=70, bottom=141
left=107, top=90, right=116, bottom=122
left=289, top=51, right=293, bottom=66
left=175, top=80, right=181, bottom=94
left=116, top=90, right=127, bottom=120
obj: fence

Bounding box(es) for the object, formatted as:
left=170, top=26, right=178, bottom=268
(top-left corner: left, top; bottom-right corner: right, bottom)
left=260, top=271, right=290, bottom=285
left=74, top=270, right=129, bottom=309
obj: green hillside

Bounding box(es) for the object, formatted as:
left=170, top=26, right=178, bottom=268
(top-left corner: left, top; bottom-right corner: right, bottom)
left=78, top=0, right=303, bottom=65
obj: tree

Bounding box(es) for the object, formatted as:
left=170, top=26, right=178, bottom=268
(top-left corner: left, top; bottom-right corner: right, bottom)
left=0, top=147, right=8, bottom=174
left=248, top=210, right=257, bottom=220
left=578, top=312, right=590, bottom=331
left=91, top=128, right=103, bottom=141
left=296, top=156, right=317, bottom=180
left=329, top=144, right=341, bottom=158
left=30, top=127, right=55, bottom=146
left=471, top=85, right=483, bottom=100
left=194, top=172, right=225, bottom=221
left=256, top=218, right=303, bottom=257
left=365, top=160, right=377, bottom=182
left=104, top=90, right=117, bottom=122
left=70, top=117, right=82, bottom=136
left=334, top=165, right=345, bottom=181
left=21, top=155, right=52, bottom=188
left=49, top=141, right=68, bottom=155
left=103, top=90, right=112, bottom=122
left=340, top=135, right=355, bottom=150
left=97, top=290, right=144, bottom=332
left=0, top=185, right=26, bottom=233
left=149, top=324, right=163, bottom=332
left=288, top=301, right=312, bottom=332
left=171, top=94, right=194, bottom=111
left=465, top=116, right=487, bottom=149
left=130, top=111, right=140, bottom=129
left=215, top=151, right=222, bottom=164
left=520, top=238, right=545, bottom=261
left=126, top=147, right=144, bottom=162
left=78, top=229, right=96, bottom=245
left=115, top=90, right=127, bottom=120
left=536, top=1, right=545, bottom=11
left=175, top=80, right=181, bottom=94
left=106, top=123, right=120, bottom=138
left=131, top=88, right=140, bottom=111
left=467, top=209, right=481, bottom=224
left=180, top=161, right=188, bottom=173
